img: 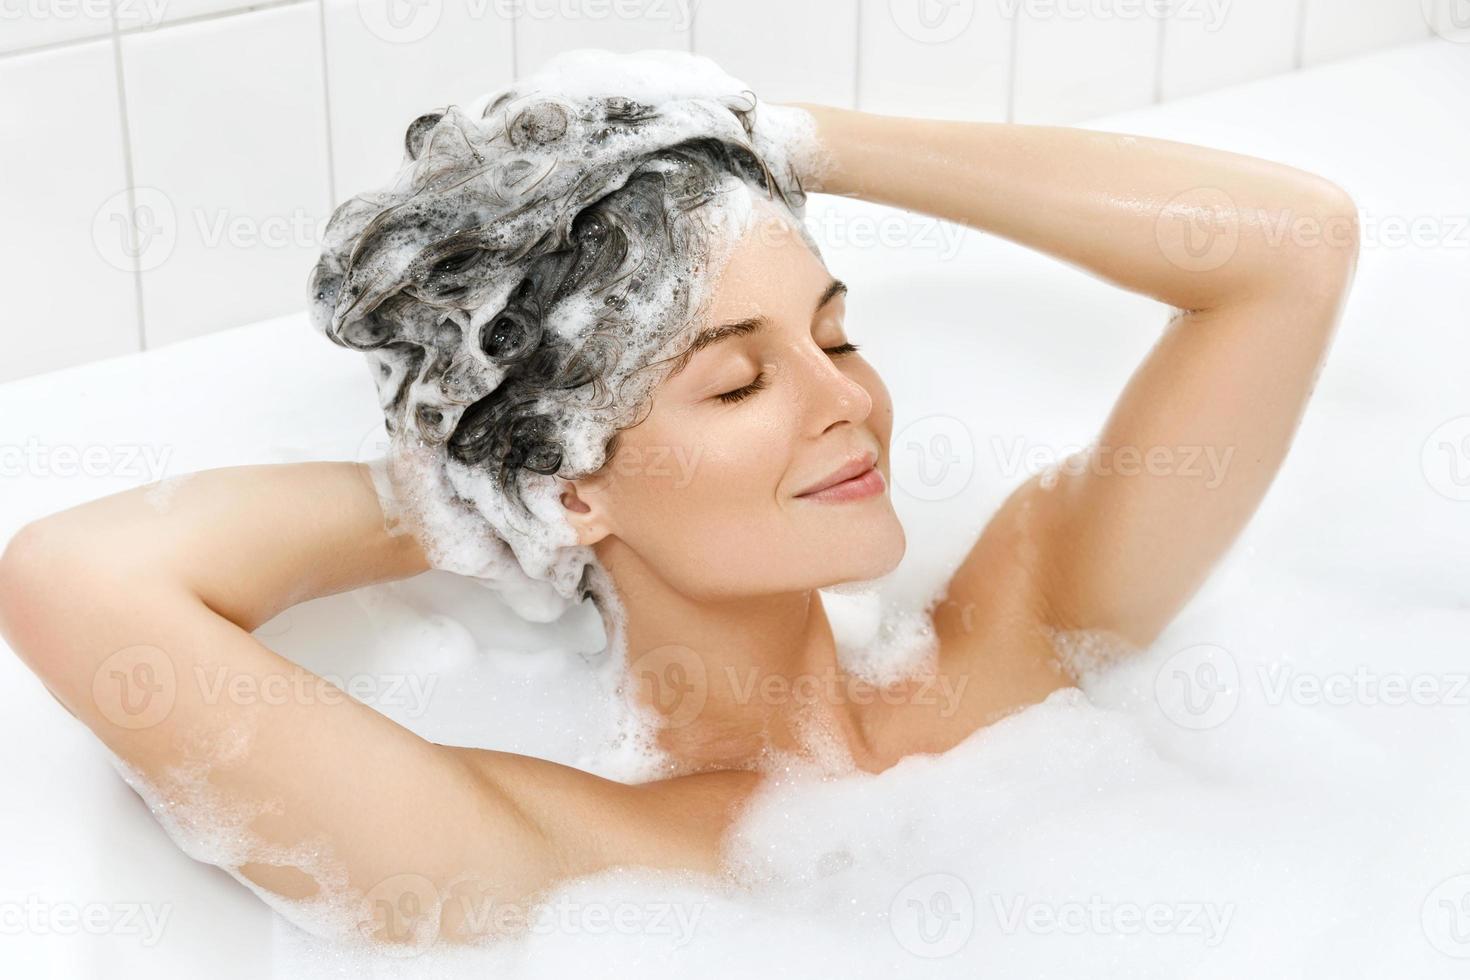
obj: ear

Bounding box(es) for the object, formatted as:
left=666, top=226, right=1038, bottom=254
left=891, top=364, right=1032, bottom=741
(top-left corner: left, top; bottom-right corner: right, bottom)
left=558, top=477, right=615, bottom=547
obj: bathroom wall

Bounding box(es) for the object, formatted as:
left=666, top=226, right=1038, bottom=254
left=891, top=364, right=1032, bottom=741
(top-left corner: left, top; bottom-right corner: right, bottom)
left=0, top=0, right=1447, bottom=381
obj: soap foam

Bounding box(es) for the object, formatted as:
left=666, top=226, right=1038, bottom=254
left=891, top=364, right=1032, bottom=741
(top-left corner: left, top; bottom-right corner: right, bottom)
left=308, top=49, right=822, bottom=628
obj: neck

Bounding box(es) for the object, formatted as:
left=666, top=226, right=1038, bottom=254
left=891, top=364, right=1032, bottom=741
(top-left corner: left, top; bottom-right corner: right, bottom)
left=590, top=538, right=871, bottom=772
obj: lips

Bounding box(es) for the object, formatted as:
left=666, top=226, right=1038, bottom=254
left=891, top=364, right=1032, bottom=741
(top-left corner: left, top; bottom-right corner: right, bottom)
left=795, top=450, right=880, bottom=497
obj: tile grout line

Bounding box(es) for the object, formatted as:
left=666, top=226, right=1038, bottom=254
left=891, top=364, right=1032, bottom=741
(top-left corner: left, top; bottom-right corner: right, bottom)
left=1152, top=0, right=1169, bottom=104
left=510, top=4, right=520, bottom=81
left=316, top=0, right=337, bottom=207
left=1005, top=7, right=1020, bottom=123
left=0, top=0, right=311, bottom=61
left=107, top=0, right=147, bottom=353
left=1293, top=0, right=1308, bottom=69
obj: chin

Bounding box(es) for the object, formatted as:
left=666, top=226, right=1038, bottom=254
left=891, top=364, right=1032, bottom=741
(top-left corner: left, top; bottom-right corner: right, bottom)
left=826, top=513, right=907, bottom=586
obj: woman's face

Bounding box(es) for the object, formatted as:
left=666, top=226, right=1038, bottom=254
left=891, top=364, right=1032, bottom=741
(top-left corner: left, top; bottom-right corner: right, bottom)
left=560, top=196, right=906, bottom=599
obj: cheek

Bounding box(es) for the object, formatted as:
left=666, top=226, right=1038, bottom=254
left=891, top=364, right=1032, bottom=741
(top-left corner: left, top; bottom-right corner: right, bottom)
left=671, top=405, right=792, bottom=514
left=606, top=404, right=792, bottom=531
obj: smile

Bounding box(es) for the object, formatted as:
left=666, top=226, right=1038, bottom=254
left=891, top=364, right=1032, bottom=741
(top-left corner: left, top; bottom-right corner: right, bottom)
left=793, top=463, right=886, bottom=503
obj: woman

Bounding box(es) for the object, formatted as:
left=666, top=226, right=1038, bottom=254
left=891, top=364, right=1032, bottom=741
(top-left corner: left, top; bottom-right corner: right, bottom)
left=0, top=55, right=1358, bottom=948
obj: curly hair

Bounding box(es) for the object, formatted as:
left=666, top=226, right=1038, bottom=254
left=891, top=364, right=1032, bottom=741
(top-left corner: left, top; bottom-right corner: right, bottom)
left=316, top=96, right=804, bottom=483
left=305, top=58, right=813, bottom=614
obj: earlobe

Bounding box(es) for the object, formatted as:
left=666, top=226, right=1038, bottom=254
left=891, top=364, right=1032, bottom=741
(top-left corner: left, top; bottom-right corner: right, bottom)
left=559, top=481, right=611, bottom=547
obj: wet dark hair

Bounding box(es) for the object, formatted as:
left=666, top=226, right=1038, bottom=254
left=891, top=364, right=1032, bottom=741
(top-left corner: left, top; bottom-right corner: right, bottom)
left=308, top=89, right=807, bottom=517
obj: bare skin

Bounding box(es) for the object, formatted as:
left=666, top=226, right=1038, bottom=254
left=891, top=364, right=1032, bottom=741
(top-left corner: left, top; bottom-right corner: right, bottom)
left=0, top=104, right=1358, bottom=947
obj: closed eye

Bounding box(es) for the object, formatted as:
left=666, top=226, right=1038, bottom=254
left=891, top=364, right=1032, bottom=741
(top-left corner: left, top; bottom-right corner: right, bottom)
left=714, top=342, right=862, bottom=405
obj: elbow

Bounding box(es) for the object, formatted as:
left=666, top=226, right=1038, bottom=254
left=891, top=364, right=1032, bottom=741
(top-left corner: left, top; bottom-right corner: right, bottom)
left=0, top=522, right=51, bottom=666
left=0, top=521, right=60, bottom=639
left=1282, top=177, right=1361, bottom=289
left=0, top=518, right=93, bottom=669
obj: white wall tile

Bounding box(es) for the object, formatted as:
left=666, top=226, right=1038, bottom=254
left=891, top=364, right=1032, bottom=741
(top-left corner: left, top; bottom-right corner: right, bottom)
left=692, top=0, right=857, bottom=107
left=857, top=0, right=1011, bottom=121
left=1301, top=0, right=1430, bottom=66
left=0, top=0, right=111, bottom=54
left=113, top=0, right=296, bottom=34
left=323, top=0, right=516, bottom=199
left=513, top=0, right=692, bottom=77
left=1011, top=1, right=1162, bottom=123
left=1160, top=0, right=1300, bottom=100
left=0, top=40, right=140, bottom=381
left=119, top=4, right=331, bottom=348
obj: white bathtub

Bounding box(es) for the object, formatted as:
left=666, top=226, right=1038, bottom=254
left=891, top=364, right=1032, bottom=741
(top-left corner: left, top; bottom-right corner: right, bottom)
left=2, top=37, right=1468, bottom=978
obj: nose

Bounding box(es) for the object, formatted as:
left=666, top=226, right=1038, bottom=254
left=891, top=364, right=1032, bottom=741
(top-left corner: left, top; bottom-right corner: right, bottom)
left=789, top=340, right=872, bottom=434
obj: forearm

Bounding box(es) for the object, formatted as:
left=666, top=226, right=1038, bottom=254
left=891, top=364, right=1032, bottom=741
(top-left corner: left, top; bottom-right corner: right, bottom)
left=7, top=462, right=429, bottom=632
left=791, top=103, right=1358, bottom=311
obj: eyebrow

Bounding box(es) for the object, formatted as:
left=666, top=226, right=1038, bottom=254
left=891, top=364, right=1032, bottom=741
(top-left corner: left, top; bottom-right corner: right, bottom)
left=672, top=277, right=849, bottom=372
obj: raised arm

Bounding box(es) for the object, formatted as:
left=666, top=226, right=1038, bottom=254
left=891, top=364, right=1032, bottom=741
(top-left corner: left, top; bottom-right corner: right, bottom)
left=0, top=462, right=740, bottom=946
left=793, top=104, right=1359, bottom=649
